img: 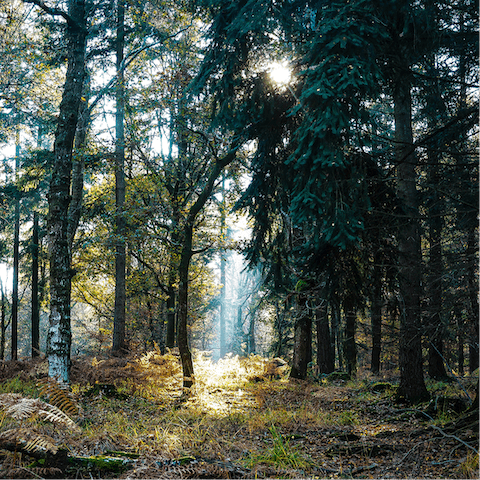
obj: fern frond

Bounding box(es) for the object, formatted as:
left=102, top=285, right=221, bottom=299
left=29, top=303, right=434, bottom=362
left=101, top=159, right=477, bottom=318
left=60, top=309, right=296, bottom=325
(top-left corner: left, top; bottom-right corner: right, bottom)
left=36, top=378, right=79, bottom=416
left=24, top=435, right=58, bottom=456
left=5, top=398, right=44, bottom=420
left=0, top=467, right=64, bottom=480
left=0, top=393, right=80, bottom=431
left=0, top=393, right=23, bottom=409
left=0, top=428, right=58, bottom=456
left=38, top=406, right=80, bottom=431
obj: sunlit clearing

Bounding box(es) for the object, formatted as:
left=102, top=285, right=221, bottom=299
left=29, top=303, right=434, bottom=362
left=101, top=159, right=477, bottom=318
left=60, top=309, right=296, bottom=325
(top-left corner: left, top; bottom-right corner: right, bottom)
left=191, top=352, right=271, bottom=415
left=269, top=61, right=291, bottom=86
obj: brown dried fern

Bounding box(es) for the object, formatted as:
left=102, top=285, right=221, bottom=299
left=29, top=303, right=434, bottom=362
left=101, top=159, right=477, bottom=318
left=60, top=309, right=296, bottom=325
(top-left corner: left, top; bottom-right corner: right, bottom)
left=3, top=465, right=63, bottom=478
left=36, top=377, right=79, bottom=416
left=0, top=428, right=58, bottom=456
left=0, top=393, right=80, bottom=431
left=158, top=459, right=249, bottom=479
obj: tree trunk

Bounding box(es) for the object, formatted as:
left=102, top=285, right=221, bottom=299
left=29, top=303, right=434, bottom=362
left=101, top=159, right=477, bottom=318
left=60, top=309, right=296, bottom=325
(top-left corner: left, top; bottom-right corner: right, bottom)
left=219, top=254, right=226, bottom=358
left=247, top=311, right=255, bottom=354
left=112, top=0, right=127, bottom=354
left=471, top=304, right=480, bottom=410
left=46, top=0, right=87, bottom=384
left=424, top=56, right=448, bottom=380
left=330, top=299, right=342, bottom=370
left=177, top=222, right=195, bottom=389
left=165, top=282, right=176, bottom=348
left=393, top=69, right=429, bottom=402
left=316, top=300, right=334, bottom=374
left=234, top=302, right=243, bottom=355
left=11, top=191, right=19, bottom=361
left=11, top=139, right=20, bottom=361
left=67, top=74, right=89, bottom=248
left=456, top=305, right=464, bottom=376
left=273, top=300, right=286, bottom=358
left=426, top=169, right=447, bottom=379
left=175, top=144, right=238, bottom=389
left=467, top=228, right=479, bottom=373
left=343, top=297, right=357, bottom=378
left=31, top=212, right=40, bottom=357
left=290, top=294, right=312, bottom=380
left=219, top=179, right=227, bottom=358
left=371, top=258, right=382, bottom=374
left=0, top=281, right=5, bottom=360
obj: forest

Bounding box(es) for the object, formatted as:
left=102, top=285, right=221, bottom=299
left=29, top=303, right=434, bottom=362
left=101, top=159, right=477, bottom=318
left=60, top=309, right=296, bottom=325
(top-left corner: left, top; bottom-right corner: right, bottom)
left=0, top=0, right=478, bottom=478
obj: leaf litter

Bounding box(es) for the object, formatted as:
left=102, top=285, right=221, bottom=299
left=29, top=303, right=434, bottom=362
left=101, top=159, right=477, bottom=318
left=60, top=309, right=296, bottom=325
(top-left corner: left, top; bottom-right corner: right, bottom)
left=0, top=351, right=477, bottom=479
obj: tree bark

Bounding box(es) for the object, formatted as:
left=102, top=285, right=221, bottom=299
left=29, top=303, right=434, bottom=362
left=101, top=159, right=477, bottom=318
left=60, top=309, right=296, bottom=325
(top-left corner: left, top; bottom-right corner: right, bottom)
left=11, top=191, right=19, bottom=361
left=112, top=0, right=127, bottom=354
left=371, top=258, right=382, bottom=374
left=176, top=145, right=238, bottom=389
left=455, top=305, right=464, bottom=376
left=46, top=0, right=87, bottom=383
left=393, top=68, right=429, bottom=402
left=165, top=282, right=176, bottom=348
left=316, top=300, right=334, bottom=374
left=290, top=294, right=312, bottom=380
left=247, top=313, right=256, bottom=354
left=343, top=297, right=357, bottom=378
left=11, top=139, right=20, bottom=361
left=177, top=222, right=195, bottom=388
left=424, top=55, right=448, bottom=380
left=31, top=212, right=40, bottom=357
left=426, top=162, right=447, bottom=379
left=330, top=299, right=342, bottom=370
left=219, top=176, right=227, bottom=358
left=0, top=281, right=5, bottom=360
left=67, top=74, right=89, bottom=248
left=219, top=249, right=226, bottom=358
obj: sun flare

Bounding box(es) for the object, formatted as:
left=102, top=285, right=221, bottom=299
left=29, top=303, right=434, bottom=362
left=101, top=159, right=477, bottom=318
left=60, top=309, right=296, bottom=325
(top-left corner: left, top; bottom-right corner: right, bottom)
left=269, top=61, right=291, bottom=86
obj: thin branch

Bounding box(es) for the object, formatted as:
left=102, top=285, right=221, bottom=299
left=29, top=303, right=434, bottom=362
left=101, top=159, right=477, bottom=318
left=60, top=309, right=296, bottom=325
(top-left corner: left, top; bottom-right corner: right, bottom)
left=87, top=24, right=193, bottom=115
left=23, top=0, right=77, bottom=27
left=129, top=251, right=168, bottom=294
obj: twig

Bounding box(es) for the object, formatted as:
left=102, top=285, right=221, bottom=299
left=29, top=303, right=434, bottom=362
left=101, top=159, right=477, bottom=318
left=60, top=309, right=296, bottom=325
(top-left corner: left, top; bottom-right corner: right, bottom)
left=396, top=437, right=441, bottom=465
left=23, top=0, right=75, bottom=26
left=15, top=467, right=44, bottom=479
left=429, top=424, right=478, bottom=454
left=350, top=463, right=378, bottom=475
left=87, top=24, right=193, bottom=116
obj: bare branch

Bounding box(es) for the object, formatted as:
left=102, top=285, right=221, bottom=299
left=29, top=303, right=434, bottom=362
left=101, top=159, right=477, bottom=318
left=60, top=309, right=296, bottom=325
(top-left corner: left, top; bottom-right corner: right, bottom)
left=23, top=0, right=77, bottom=27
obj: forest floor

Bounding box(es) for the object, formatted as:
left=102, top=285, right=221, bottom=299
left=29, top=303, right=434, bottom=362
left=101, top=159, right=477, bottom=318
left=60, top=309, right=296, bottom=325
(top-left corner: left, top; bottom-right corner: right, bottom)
left=0, top=350, right=477, bottom=479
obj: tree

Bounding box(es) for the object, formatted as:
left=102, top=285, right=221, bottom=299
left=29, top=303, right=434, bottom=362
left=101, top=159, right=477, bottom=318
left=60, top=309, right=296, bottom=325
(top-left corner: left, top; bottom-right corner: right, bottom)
left=11, top=138, right=20, bottom=361
left=112, top=0, right=127, bottom=354
left=26, top=0, right=89, bottom=383
left=177, top=143, right=239, bottom=388
left=31, top=211, right=40, bottom=357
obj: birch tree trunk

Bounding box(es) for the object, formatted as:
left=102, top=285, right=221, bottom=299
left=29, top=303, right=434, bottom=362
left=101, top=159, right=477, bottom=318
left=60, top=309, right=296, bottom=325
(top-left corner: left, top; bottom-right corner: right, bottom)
left=46, top=0, right=87, bottom=383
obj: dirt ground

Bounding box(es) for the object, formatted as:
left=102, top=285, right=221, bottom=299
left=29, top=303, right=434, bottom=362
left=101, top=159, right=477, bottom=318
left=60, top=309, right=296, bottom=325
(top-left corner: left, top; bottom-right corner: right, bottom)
left=0, top=352, right=477, bottom=479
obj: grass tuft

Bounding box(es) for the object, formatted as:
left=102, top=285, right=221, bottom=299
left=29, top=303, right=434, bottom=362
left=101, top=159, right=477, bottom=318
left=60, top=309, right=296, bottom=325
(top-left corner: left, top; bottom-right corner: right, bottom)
left=244, top=424, right=312, bottom=471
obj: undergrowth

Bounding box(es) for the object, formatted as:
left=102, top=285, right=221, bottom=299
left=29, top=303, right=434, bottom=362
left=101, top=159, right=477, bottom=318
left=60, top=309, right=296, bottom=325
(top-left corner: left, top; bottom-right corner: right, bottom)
left=0, top=351, right=476, bottom=479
